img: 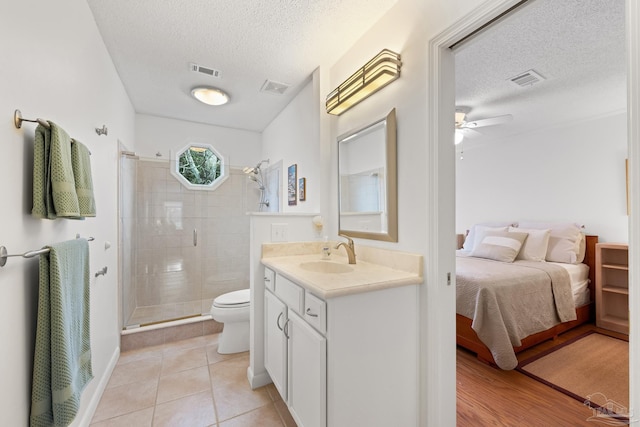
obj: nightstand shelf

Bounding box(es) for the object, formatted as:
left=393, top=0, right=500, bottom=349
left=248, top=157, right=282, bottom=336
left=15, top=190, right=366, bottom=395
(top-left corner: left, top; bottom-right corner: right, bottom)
left=595, top=243, right=629, bottom=334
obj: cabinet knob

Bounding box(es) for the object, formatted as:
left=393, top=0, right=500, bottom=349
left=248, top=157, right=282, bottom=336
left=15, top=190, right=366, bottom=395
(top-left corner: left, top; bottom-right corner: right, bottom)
left=306, top=307, right=319, bottom=318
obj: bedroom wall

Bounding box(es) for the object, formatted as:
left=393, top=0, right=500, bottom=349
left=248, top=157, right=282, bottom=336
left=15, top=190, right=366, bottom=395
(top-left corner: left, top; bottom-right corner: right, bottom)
left=1, top=0, right=135, bottom=425
left=456, top=111, right=628, bottom=243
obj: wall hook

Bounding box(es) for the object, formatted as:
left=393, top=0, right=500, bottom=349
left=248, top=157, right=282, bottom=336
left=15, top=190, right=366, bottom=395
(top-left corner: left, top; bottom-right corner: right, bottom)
left=95, top=125, right=108, bottom=136
left=95, top=266, right=108, bottom=277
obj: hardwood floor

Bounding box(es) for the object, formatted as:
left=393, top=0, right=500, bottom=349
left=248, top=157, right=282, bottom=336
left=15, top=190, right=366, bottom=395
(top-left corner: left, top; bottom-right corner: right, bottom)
left=456, top=324, right=625, bottom=426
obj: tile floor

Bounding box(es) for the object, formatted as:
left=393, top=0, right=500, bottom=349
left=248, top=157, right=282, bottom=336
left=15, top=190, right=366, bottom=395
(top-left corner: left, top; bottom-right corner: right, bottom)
left=90, top=333, right=296, bottom=427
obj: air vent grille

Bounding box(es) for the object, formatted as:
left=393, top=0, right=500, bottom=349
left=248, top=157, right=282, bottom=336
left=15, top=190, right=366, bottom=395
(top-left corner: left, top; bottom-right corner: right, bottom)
left=260, top=79, right=290, bottom=95
left=189, top=63, right=222, bottom=78
left=509, top=69, right=545, bottom=87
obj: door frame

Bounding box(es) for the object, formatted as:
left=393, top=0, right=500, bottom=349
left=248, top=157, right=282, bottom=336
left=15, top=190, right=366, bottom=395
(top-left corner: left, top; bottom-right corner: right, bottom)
left=424, top=0, right=640, bottom=424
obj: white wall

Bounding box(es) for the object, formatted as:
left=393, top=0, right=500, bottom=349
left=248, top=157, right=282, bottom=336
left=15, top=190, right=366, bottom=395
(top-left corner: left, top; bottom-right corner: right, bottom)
left=135, top=113, right=262, bottom=169
left=262, top=79, right=322, bottom=213
left=1, top=1, right=135, bottom=425
left=457, top=112, right=628, bottom=242
left=328, top=1, right=485, bottom=425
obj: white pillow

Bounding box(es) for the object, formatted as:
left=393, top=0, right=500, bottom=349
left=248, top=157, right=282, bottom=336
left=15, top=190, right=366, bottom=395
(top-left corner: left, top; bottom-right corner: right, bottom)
left=509, top=226, right=551, bottom=262
left=462, top=222, right=513, bottom=251
left=517, top=221, right=584, bottom=264
left=471, top=231, right=528, bottom=263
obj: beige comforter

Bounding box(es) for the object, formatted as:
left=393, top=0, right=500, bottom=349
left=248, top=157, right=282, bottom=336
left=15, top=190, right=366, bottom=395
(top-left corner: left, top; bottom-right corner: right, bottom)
left=456, top=254, right=576, bottom=370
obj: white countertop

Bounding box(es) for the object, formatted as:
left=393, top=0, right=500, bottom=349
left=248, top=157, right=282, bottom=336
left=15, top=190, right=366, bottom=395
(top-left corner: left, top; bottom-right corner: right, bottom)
left=262, top=253, right=423, bottom=299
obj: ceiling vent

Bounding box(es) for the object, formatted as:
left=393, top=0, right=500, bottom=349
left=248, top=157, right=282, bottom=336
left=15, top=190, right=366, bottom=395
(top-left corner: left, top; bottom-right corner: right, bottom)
left=189, top=63, right=222, bottom=78
left=509, top=69, right=546, bottom=87
left=260, top=79, right=290, bottom=95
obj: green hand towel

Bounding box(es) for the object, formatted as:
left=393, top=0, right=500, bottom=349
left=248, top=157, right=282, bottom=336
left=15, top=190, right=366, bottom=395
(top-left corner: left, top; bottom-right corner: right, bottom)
left=50, top=123, right=80, bottom=218
left=71, top=140, right=96, bottom=217
left=30, top=239, right=93, bottom=427
left=32, top=124, right=52, bottom=219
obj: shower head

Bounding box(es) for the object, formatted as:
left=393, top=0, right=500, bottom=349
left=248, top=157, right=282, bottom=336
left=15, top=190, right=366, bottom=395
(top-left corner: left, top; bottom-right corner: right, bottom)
left=243, top=159, right=269, bottom=175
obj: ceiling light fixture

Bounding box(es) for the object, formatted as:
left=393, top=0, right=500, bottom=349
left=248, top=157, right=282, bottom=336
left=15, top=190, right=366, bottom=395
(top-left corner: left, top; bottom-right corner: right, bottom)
left=191, top=86, right=230, bottom=106
left=455, top=129, right=464, bottom=145
left=326, top=49, right=401, bottom=115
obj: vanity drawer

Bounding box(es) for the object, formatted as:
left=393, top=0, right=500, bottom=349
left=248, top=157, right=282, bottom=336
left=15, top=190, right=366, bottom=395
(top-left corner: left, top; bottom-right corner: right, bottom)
left=304, top=292, right=326, bottom=335
left=275, top=274, right=304, bottom=315
left=264, top=268, right=275, bottom=291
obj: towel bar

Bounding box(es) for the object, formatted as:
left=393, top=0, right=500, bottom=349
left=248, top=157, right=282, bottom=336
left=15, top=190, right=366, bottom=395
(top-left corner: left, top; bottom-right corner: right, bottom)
left=0, top=236, right=94, bottom=267
left=14, top=109, right=50, bottom=129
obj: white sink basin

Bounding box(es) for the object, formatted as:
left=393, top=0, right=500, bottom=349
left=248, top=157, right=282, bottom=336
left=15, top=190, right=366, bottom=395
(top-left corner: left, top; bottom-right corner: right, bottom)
left=299, top=261, right=354, bottom=274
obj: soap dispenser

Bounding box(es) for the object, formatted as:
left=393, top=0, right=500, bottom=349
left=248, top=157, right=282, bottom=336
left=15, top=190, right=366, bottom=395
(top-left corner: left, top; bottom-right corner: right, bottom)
left=321, top=236, right=331, bottom=259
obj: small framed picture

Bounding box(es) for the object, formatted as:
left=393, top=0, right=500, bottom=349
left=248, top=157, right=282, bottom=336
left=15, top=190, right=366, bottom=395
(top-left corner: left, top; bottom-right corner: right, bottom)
left=288, top=164, right=297, bottom=206
left=299, top=177, right=306, bottom=201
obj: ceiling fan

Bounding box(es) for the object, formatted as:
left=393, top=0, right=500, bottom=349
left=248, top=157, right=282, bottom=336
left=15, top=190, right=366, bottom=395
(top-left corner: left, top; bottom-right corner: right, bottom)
left=454, top=108, right=513, bottom=144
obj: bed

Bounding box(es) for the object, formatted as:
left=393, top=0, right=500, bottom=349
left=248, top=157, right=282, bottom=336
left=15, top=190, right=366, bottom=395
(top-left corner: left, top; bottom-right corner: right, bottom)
left=455, top=223, right=597, bottom=370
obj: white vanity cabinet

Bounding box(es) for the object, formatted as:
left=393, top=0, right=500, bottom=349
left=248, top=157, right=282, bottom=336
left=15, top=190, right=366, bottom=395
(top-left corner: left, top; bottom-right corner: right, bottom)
left=262, top=266, right=418, bottom=427
left=287, top=309, right=327, bottom=427
left=264, top=269, right=326, bottom=427
left=264, top=289, right=288, bottom=399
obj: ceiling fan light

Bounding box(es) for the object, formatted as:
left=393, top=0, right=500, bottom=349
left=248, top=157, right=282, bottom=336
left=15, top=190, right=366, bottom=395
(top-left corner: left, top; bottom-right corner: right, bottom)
left=191, top=86, right=230, bottom=106
left=455, top=129, right=464, bottom=145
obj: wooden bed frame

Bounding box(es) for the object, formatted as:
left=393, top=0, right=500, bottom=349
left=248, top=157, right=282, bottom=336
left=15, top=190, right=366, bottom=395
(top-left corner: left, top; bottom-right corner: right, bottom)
left=456, top=234, right=598, bottom=366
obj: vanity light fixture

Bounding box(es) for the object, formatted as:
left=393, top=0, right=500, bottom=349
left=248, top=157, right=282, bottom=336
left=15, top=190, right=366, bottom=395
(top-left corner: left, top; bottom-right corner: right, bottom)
left=191, top=86, right=230, bottom=106
left=326, top=49, right=401, bottom=115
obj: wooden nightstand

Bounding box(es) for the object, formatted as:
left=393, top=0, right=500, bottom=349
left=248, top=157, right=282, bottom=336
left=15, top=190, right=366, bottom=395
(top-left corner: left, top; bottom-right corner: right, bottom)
left=595, top=242, right=629, bottom=334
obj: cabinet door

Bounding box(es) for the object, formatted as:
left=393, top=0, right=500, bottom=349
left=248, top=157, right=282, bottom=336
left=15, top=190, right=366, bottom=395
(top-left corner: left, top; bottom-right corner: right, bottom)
left=265, top=290, right=288, bottom=399
left=287, top=309, right=327, bottom=427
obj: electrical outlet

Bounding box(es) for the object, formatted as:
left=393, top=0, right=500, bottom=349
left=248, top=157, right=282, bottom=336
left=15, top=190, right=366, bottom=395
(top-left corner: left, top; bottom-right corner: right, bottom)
left=271, top=223, right=288, bottom=242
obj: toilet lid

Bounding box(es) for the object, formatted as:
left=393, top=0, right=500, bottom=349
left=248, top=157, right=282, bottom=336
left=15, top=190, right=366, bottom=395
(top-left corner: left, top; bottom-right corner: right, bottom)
left=213, top=289, right=250, bottom=307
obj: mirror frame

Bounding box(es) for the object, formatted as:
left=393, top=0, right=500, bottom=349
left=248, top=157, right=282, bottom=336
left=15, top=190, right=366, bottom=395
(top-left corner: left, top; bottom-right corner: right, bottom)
left=338, top=108, right=397, bottom=242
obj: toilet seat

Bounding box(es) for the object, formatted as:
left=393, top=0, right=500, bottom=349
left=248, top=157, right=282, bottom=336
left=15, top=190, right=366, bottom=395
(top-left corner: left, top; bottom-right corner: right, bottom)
left=213, top=289, right=250, bottom=308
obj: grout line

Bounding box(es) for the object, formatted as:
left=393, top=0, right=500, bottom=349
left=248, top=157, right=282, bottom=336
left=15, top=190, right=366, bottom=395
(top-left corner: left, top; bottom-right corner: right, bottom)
left=208, top=357, right=220, bottom=426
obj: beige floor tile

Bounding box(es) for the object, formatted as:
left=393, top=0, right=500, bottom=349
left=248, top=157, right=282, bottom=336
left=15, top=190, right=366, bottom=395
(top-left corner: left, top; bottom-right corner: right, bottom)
left=162, top=334, right=214, bottom=353
left=157, top=365, right=211, bottom=404
left=219, top=404, right=285, bottom=427
left=153, top=391, right=216, bottom=427
left=264, top=383, right=282, bottom=402
left=117, top=345, right=164, bottom=366
left=89, top=407, right=154, bottom=427
left=107, top=356, right=161, bottom=389
left=274, top=400, right=297, bottom=427
left=91, top=379, right=157, bottom=423
left=209, top=355, right=271, bottom=422
left=161, top=346, right=208, bottom=375
left=206, top=343, right=243, bottom=365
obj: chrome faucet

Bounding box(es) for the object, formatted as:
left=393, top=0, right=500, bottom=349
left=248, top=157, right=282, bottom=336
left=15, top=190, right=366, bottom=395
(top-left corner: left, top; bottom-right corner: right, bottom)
left=335, top=234, right=356, bottom=264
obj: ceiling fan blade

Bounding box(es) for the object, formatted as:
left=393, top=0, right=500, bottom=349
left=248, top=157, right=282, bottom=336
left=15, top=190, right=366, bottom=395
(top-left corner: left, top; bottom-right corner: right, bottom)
left=462, top=128, right=483, bottom=138
left=463, top=114, right=513, bottom=129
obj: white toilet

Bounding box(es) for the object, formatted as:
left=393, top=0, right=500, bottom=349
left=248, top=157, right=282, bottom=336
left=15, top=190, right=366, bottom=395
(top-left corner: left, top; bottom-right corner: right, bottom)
left=210, top=289, right=251, bottom=354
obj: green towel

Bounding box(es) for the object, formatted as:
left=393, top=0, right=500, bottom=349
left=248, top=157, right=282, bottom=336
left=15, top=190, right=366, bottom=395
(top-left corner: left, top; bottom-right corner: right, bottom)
left=30, top=239, right=93, bottom=427
left=70, top=140, right=96, bottom=217
left=32, top=124, right=98, bottom=219
left=32, top=124, right=52, bottom=219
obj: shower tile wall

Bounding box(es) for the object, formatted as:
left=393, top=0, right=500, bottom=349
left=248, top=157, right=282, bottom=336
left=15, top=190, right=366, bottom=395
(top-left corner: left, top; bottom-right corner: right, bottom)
left=128, top=159, right=259, bottom=326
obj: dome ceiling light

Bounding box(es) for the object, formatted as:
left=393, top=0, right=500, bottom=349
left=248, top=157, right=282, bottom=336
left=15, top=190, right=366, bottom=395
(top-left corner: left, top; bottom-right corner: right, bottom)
left=191, top=86, right=230, bottom=106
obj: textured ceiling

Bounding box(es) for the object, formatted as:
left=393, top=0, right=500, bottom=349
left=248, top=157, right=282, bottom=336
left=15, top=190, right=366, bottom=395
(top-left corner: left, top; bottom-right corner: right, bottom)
left=87, top=0, right=398, bottom=132
left=454, top=0, right=626, bottom=146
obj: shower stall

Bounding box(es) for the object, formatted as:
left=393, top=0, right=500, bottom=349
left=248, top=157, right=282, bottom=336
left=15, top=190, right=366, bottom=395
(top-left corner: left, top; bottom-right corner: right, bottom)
left=119, top=152, right=262, bottom=328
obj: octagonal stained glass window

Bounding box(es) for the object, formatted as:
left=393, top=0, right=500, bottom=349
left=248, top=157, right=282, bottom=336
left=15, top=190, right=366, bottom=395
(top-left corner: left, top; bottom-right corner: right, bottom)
left=171, top=143, right=228, bottom=191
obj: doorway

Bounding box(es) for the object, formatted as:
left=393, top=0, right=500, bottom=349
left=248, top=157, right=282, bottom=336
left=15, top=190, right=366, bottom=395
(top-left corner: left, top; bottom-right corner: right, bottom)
left=424, top=0, right=639, bottom=425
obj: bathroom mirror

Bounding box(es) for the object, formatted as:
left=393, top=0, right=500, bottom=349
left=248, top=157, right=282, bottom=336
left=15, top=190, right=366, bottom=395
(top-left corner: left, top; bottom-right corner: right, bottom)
left=338, top=108, right=397, bottom=242
left=171, top=143, right=229, bottom=191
